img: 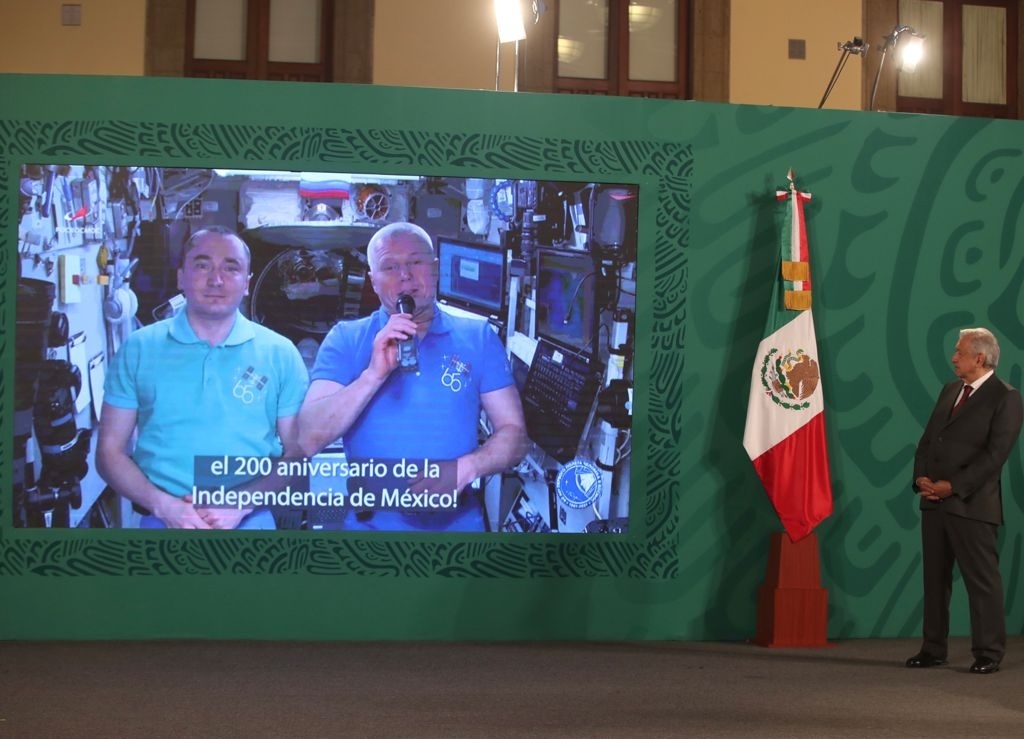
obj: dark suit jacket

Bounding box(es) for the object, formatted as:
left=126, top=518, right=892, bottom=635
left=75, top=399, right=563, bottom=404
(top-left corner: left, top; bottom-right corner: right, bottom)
left=913, top=375, right=1023, bottom=525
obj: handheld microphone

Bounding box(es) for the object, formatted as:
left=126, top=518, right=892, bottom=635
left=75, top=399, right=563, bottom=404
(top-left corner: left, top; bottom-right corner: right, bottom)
left=396, top=294, right=419, bottom=373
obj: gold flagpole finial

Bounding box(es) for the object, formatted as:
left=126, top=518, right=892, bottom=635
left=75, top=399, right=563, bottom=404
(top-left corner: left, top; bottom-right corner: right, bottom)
left=787, top=168, right=796, bottom=192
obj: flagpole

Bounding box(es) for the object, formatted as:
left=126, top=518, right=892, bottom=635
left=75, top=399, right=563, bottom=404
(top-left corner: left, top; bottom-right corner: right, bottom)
left=745, top=170, right=833, bottom=647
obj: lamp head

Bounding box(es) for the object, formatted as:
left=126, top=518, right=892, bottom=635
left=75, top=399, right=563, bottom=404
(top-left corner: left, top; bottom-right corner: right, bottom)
left=495, top=0, right=527, bottom=43
left=897, top=33, right=925, bottom=72
left=883, top=24, right=925, bottom=66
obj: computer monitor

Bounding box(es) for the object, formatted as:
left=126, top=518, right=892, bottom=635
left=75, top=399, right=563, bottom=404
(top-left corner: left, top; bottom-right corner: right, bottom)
left=435, top=235, right=507, bottom=318
left=534, top=248, right=596, bottom=355
left=520, top=336, right=600, bottom=464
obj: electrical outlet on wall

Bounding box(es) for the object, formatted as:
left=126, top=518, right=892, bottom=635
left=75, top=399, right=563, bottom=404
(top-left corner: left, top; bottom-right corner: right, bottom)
left=61, top=4, right=82, bottom=26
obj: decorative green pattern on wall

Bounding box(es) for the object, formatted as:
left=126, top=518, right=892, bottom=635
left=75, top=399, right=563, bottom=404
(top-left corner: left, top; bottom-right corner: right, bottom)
left=683, top=105, right=1024, bottom=640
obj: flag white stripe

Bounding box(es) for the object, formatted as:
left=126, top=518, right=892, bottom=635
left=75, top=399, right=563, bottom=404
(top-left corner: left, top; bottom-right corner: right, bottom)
left=742, top=309, right=825, bottom=460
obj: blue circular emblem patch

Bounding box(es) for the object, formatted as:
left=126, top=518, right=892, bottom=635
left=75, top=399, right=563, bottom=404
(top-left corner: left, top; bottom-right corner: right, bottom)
left=555, top=457, right=602, bottom=510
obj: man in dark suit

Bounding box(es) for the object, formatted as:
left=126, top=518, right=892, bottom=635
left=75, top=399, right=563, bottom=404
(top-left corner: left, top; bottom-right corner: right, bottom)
left=907, top=327, right=1023, bottom=674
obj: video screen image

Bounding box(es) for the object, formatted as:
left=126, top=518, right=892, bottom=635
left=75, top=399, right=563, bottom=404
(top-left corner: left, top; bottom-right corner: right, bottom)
left=12, top=167, right=637, bottom=534
left=436, top=236, right=506, bottom=317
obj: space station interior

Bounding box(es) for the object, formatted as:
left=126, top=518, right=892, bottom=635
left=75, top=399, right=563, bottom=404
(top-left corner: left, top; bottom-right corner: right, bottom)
left=14, top=165, right=636, bottom=533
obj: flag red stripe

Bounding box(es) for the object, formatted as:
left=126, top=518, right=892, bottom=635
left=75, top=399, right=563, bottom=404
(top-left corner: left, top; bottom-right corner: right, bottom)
left=750, top=411, right=833, bottom=541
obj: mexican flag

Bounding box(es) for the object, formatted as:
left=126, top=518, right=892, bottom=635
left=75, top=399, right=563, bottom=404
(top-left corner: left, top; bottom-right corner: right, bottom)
left=742, top=172, right=833, bottom=542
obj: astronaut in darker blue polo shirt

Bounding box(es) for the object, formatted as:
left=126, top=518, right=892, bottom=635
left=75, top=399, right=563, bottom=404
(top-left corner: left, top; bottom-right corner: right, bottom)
left=299, top=222, right=528, bottom=531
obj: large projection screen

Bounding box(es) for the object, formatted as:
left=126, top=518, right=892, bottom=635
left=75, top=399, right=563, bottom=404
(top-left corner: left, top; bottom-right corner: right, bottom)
left=0, top=74, right=690, bottom=639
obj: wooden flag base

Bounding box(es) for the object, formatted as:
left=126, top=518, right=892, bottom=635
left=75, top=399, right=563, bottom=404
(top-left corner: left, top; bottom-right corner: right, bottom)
left=753, top=531, right=829, bottom=647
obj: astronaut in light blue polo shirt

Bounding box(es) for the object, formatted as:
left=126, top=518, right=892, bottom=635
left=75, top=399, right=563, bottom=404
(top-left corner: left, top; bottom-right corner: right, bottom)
left=298, top=222, right=528, bottom=531
left=97, top=227, right=308, bottom=529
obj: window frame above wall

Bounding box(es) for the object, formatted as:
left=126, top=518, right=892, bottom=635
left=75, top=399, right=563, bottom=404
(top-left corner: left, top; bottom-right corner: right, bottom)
left=184, top=0, right=334, bottom=82
left=519, top=0, right=692, bottom=99
left=145, top=0, right=371, bottom=84
left=898, top=0, right=1019, bottom=118
left=867, top=0, right=1021, bottom=118
left=553, top=0, right=689, bottom=98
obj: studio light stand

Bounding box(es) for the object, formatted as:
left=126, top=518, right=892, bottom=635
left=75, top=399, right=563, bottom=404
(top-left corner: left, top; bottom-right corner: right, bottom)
left=494, top=0, right=527, bottom=91
left=818, top=37, right=869, bottom=109
left=494, top=0, right=546, bottom=91
left=869, top=24, right=925, bottom=111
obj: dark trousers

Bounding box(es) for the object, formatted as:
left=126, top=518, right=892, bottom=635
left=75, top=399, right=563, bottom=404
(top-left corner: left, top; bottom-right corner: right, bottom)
left=920, top=509, right=1006, bottom=660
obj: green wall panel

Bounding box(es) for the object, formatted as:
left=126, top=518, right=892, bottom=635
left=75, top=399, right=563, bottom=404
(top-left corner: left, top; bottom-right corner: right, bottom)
left=685, top=104, right=1024, bottom=640
left=2, top=74, right=1023, bottom=641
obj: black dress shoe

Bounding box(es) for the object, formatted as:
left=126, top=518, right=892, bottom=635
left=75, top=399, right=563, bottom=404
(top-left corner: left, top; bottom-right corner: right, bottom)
left=905, top=652, right=947, bottom=668
left=970, top=657, right=1000, bottom=674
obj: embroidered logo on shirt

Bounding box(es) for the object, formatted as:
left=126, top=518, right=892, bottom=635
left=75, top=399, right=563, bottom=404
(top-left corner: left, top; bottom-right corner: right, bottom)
left=440, top=354, right=471, bottom=393
left=233, top=365, right=268, bottom=404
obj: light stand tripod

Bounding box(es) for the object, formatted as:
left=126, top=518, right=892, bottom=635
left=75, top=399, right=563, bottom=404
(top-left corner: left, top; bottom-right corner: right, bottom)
left=818, top=37, right=869, bottom=109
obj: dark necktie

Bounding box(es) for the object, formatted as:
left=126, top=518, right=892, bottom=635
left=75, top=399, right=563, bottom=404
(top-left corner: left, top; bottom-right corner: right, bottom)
left=951, top=385, right=973, bottom=416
